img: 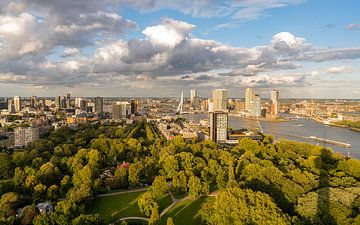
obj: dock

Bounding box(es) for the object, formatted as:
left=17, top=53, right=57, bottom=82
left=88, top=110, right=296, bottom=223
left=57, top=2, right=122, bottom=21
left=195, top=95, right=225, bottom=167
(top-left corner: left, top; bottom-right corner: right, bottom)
left=308, top=136, right=352, bottom=148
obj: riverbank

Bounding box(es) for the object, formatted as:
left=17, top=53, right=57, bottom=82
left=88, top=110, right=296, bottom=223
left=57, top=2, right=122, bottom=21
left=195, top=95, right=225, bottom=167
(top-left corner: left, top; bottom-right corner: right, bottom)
left=305, top=115, right=360, bottom=133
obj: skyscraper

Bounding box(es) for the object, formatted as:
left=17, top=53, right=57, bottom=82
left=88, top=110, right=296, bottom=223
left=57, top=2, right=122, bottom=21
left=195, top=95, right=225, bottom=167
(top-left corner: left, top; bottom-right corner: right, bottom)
left=30, top=96, right=37, bottom=108
left=66, top=93, right=71, bottom=109
left=245, top=88, right=253, bottom=111
left=130, top=99, right=138, bottom=115
left=55, top=96, right=60, bottom=109
left=209, top=111, right=228, bottom=143
left=212, top=89, right=228, bottom=111
left=13, top=96, right=21, bottom=112
left=271, top=90, right=280, bottom=115
left=95, top=97, right=103, bottom=114
left=8, top=99, right=15, bottom=113
left=112, top=102, right=128, bottom=119
left=190, top=89, right=199, bottom=109
left=251, top=94, right=261, bottom=117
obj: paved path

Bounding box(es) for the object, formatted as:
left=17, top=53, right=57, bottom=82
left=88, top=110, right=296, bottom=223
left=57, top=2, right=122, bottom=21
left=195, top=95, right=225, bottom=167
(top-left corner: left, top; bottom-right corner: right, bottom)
left=118, top=217, right=149, bottom=222
left=97, top=188, right=147, bottom=197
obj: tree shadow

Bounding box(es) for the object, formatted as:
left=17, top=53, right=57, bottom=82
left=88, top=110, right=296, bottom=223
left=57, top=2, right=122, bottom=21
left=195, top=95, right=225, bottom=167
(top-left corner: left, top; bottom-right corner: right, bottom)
left=315, top=148, right=338, bottom=225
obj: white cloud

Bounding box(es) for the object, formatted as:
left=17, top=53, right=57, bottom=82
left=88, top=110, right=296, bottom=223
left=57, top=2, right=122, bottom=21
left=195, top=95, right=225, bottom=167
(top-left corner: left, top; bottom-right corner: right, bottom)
left=346, top=23, right=360, bottom=31
left=143, top=18, right=194, bottom=48
left=326, top=66, right=353, bottom=74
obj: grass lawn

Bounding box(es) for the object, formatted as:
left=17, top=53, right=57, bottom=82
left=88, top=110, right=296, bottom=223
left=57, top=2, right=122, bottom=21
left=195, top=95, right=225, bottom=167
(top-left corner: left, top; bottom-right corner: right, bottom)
left=160, top=196, right=215, bottom=225
left=86, top=191, right=173, bottom=224
left=157, top=194, right=173, bottom=212
left=86, top=190, right=146, bottom=224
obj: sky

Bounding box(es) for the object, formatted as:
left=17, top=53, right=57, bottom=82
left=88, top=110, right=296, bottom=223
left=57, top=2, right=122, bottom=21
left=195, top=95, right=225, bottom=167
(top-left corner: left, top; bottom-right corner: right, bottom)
left=0, top=0, right=359, bottom=98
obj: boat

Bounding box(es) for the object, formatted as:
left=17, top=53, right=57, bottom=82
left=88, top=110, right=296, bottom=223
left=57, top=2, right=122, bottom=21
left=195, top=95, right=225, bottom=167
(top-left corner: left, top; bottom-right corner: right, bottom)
left=296, top=124, right=303, bottom=127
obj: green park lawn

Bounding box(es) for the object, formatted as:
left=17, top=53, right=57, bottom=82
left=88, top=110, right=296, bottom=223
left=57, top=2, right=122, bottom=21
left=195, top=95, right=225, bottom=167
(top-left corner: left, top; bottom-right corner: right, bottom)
left=160, top=196, right=215, bottom=225
left=87, top=190, right=146, bottom=223
left=86, top=191, right=173, bottom=224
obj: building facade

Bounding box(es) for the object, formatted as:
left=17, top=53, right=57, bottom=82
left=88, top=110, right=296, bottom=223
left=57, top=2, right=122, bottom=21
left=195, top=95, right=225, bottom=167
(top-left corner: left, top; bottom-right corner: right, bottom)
left=271, top=90, right=280, bottom=115
left=209, top=111, right=228, bottom=143
left=14, top=127, right=39, bottom=147
left=95, top=97, right=103, bottom=114
left=212, top=89, right=228, bottom=111
left=245, top=88, right=253, bottom=111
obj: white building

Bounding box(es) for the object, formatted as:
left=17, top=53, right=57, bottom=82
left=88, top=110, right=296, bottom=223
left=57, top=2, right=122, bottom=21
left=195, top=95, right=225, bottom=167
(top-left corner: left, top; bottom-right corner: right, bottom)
left=212, top=89, right=228, bottom=111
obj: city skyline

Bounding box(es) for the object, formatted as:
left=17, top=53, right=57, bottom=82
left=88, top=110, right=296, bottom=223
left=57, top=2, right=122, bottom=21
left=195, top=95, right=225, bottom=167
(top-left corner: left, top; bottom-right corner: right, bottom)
left=0, top=1, right=359, bottom=98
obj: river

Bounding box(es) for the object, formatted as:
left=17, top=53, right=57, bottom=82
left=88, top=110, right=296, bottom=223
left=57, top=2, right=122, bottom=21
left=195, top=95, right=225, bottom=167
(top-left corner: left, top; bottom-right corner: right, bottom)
left=182, top=114, right=360, bottom=159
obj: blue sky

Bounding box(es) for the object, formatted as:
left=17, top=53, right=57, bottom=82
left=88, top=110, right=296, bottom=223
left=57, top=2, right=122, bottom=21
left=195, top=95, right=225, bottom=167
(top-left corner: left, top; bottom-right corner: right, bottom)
left=0, top=0, right=359, bottom=98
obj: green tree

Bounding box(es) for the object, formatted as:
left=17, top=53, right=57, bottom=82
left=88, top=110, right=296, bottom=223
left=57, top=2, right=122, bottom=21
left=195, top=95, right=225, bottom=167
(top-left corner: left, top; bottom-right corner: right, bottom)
left=166, top=217, right=175, bottom=225
left=128, top=162, right=143, bottom=187
left=138, top=191, right=157, bottom=217
left=201, top=188, right=290, bottom=225
left=151, top=176, right=168, bottom=197
left=188, top=175, right=202, bottom=198
left=0, top=192, right=20, bottom=221
left=148, top=204, right=160, bottom=225
left=72, top=214, right=104, bottom=225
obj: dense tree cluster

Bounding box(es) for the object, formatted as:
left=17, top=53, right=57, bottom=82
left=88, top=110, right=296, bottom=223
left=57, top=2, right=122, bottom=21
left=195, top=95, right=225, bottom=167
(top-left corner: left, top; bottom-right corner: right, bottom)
left=0, top=119, right=360, bottom=224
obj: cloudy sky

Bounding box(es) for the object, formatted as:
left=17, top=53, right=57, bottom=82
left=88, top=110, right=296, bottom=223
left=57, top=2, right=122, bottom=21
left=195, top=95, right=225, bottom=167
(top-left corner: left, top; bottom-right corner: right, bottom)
left=0, top=0, right=359, bottom=98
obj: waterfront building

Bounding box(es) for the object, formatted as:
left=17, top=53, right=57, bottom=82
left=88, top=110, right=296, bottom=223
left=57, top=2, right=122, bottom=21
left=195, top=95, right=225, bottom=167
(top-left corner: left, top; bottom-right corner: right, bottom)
left=212, top=89, right=228, bottom=111
left=271, top=90, right=280, bottom=115
left=251, top=94, right=261, bottom=117
left=95, top=97, right=103, bottom=114
left=235, top=100, right=245, bottom=111
left=209, top=111, right=228, bottom=143
left=14, top=127, right=39, bottom=147
left=13, top=96, right=21, bottom=112
left=245, top=88, right=253, bottom=111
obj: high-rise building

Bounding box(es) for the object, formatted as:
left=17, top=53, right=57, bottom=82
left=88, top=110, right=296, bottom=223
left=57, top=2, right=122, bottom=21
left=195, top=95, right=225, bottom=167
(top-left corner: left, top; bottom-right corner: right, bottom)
left=245, top=88, right=253, bottom=111
left=95, top=97, right=103, bottom=114
left=66, top=93, right=71, bottom=109
left=30, top=96, right=37, bottom=108
left=55, top=96, right=61, bottom=109
left=8, top=99, right=15, bottom=113
left=130, top=99, right=138, bottom=115
left=251, top=94, right=261, bottom=117
left=14, top=127, right=39, bottom=147
left=13, top=96, right=21, bottom=112
left=212, top=89, right=228, bottom=111
left=190, top=89, right=200, bottom=109
left=112, top=102, right=128, bottom=119
left=75, top=97, right=84, bottom=109
left=209, top=111, right=228, bottom=143
left=271, top=90, right=280, bottom=115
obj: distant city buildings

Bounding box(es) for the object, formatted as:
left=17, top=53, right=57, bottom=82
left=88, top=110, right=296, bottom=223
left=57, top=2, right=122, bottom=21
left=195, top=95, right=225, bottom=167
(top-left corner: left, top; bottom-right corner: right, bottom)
left=209, top=111, right=228, bottom=143
left=95, top=97, right=103, bottom=114
left=30, top=96, right=37, bottom=108
left=212, top=89, right=228, bottom=111
left=14, top=127, right=39, bottom=147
